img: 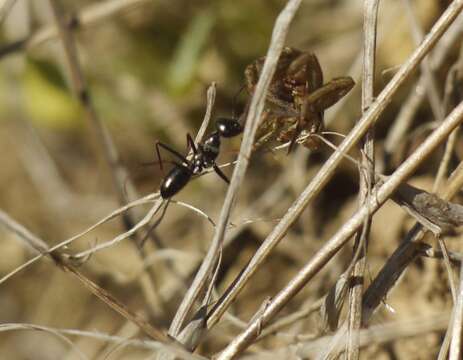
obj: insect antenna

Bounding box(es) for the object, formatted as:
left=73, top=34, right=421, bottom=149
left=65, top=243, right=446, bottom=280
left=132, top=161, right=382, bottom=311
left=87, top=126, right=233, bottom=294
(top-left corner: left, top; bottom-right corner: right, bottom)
left=155, top=141, right=189, bottom=171
left=231, top=84, right=247, bottom=120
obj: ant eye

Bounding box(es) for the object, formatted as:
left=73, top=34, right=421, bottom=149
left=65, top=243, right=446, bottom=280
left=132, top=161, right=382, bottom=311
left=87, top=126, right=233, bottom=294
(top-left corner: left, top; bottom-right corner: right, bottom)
left=216, top=117, right=243, bottom=138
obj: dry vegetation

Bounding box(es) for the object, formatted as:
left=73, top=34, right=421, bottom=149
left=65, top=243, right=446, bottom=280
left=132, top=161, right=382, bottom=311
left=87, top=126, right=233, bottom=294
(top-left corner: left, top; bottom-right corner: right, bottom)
left=1, top=0, right=463, bottom=359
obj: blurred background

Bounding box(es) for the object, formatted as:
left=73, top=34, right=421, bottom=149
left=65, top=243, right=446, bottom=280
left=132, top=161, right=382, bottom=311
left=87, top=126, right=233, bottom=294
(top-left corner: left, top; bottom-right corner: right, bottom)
left=0, top=0, right=461, bottom=359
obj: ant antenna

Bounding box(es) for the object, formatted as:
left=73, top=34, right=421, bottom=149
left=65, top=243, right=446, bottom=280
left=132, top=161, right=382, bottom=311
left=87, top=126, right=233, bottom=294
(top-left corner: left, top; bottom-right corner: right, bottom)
left=231, top=84, right=246, bottom=119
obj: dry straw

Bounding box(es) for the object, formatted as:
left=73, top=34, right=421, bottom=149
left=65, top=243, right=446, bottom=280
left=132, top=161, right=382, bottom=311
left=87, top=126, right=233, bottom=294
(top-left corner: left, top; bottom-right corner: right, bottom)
left=1, top=1, right=463, bottom=359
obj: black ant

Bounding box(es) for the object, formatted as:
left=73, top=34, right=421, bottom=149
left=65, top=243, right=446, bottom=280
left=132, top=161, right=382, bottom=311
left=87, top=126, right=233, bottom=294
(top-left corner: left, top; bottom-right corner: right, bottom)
left=156, top=117, right=243, bottom=199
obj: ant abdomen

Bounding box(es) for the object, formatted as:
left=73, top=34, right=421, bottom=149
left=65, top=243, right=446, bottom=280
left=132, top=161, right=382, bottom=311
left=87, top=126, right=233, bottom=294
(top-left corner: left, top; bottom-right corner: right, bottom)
left=215, top=117, right=243, bottom=138
left=160, top=165, right=192, bottom=199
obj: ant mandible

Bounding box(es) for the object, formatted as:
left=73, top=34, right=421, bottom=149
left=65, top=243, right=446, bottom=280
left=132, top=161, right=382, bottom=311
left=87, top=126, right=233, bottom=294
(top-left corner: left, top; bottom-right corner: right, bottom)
left=156, top=117, right=243, bottom=199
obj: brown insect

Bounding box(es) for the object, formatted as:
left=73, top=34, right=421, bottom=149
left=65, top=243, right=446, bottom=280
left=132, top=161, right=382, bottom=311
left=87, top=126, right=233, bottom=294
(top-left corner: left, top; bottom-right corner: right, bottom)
left=245, top=47, right=355, bottom=152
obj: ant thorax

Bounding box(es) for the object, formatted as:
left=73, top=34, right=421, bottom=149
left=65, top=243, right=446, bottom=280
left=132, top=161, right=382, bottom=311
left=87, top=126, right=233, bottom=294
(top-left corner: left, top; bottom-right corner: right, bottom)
left=198, top=132, right=221, bottom=168
left=191, top=154, right=205, bottom=174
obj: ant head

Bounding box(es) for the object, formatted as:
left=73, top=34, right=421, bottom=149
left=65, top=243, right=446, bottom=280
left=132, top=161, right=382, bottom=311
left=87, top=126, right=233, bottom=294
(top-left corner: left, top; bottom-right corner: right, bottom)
left=216, top=117, right=243, bottom=138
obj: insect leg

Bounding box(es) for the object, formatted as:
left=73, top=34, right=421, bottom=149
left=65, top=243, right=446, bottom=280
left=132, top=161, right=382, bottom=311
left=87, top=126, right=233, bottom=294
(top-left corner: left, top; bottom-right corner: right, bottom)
left=155, top=141, right=188, bottom=171
left=186, top=133, right=198, bottom=154
left=213, top=163, right=230, bottom=184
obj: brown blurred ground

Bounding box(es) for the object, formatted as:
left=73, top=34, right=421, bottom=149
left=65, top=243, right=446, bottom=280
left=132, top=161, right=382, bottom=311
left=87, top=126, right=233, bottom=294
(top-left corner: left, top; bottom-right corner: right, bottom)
left=0, top=1, right=461, bottom=359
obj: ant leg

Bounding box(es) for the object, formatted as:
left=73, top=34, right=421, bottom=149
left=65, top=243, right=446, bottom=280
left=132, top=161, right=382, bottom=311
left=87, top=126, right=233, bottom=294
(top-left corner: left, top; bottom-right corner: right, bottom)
left=155, top=142, right=165, bottom=172
left=139, top=199, right=170, bottom=248
left=213, top=163, right=230, bottom=184
left=232, top=84, right=246, bottom=119
left=186, top=133, right=198, bottom=154
left=155, top=141, right=188, bottom=171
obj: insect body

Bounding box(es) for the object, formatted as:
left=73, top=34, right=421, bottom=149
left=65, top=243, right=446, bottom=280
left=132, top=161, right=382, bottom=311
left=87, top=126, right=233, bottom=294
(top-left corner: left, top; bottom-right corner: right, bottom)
left=245, top=47, right=355, bottom=152
left=157, top=117, right=243, bottom=199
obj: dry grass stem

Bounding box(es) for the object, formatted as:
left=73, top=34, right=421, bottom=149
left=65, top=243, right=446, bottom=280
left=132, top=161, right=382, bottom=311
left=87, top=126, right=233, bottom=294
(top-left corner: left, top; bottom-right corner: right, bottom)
left=0, top=323, right=207, bottom=360
left=0, top=193, right=159, bottom=285
left=324, top=156, right=463, bottom=358
left=435, top=54, right=463, bottom=191
left=404, top=0, right=444, bottom=122
left=73, top=201, right=162, bottom=258
left=363, top=160, right=463, bottom=321
left=258, top=298, right=324, bottom=340
left=0, top=0, right=17, bottom=25
left=243, top=313, right=450, bottom=360
left=168, top=0, right=304, bottom=340
left=195, top=82, right=216, bottom=144
left=0, top=208, right=169, bottom=342
left=384, top=11, right=463, bottom=162
left=0, top=0, right=151, bottom=57
left=49, top=1, right=171, bottom=318
left=49, top=0, right=139, bottom=207
left=449, top=261, right=463, bottom=359
left=1, top=323, right=89, bottom=360
left=346, top=1, right=379, bottom=358
left=4, top=2, right=463, bottom=359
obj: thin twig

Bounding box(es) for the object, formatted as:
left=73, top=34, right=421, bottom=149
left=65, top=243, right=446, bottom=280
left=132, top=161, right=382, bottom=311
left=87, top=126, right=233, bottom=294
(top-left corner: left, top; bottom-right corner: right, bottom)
left=383, top=10, right=463, bottom=166
left=438, top=326, right=453, bottom=360
left=195, top=82, right=216, bottom=144
left=324, top=161, right=463, bottom=359
left=258, top=298, right=324, bottom=340
left=362, top=160, right=463, bottom=321
left=403, top=1, right=460, bottom=305
left=435, top=53, right=463, bottom=192
left=0, top=208, right=168, bottom=342
left=439, top=237, right=458, bottom=302
left=49, top=0, right=139, bottom=210
left=0, top=0, right=17, bottom=25
left=49, top=0, right=168, bottom=315
left=73, top=201, right=163, bottom=258
left=1, top=323, right=89, bottom=360
left=0, top=0, right=151, bottom=58
left=0, top=193, right=159, bottom=285
left=0, top=323, right=206, bottom=360
left=346, top=2, right=379, bottom=358
left=449, top=259, right=463, bottom=359
left=404, top=0, right=444, bottom=122
left=241, top=313, right=450, bottom=360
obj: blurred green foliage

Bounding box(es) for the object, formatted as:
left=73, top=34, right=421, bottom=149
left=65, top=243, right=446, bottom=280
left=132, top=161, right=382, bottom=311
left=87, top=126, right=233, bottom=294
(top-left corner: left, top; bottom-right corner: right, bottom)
left=0, top=1, right=284, bottom=131
left=24, top=58, right=81, bottom=129
left=166, top=10, right=215, bottom=94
